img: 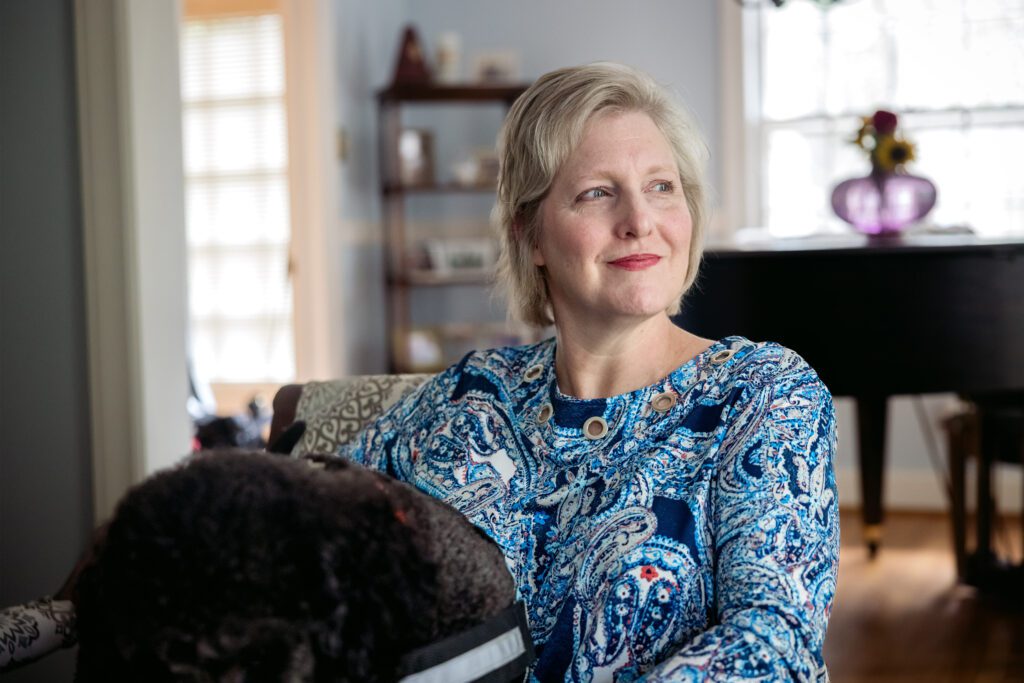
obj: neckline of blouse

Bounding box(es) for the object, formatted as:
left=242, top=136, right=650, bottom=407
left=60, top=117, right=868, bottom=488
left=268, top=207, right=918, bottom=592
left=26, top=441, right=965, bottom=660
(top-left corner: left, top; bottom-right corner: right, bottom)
left=539, top=336, right=742, bottom=408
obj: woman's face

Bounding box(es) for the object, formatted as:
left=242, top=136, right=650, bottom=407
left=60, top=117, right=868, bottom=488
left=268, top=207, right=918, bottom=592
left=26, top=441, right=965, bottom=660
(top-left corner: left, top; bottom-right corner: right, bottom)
left=534, top=110, right=692, bottom=329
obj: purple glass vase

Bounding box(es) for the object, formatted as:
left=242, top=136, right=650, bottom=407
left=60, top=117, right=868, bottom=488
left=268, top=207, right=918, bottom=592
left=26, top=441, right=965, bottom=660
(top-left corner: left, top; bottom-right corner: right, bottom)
left=831, top=170, right=937, bottom=235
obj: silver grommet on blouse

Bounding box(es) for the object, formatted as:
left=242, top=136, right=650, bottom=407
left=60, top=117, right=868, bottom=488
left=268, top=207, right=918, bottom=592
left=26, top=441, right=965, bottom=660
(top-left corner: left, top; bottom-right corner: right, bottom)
left=650, top=391, right=677, bottom=413
left=583, top=416, right=608, bottom=440
left=709, top=349, right=735, bottom=365
left=524, top=363, right=545, bottom=381
left=537, top=403, right=553, bottom=424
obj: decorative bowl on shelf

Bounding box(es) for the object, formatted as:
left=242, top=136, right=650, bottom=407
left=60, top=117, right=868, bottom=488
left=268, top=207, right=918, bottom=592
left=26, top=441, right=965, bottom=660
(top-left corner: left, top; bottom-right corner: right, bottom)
left=451, top=159, right=480, bottom=186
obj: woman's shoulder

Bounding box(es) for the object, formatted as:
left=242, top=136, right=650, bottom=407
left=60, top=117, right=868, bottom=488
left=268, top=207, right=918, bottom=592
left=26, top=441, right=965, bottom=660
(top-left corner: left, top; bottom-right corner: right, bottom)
left=455, top=337, right=555, bottom=382
left=703, top=335, right=831, bottom=399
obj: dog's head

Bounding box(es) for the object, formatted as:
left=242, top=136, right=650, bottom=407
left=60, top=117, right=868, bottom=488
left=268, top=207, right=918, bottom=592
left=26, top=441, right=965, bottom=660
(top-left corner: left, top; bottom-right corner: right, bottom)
left=74, top=451, right=520, bottom=682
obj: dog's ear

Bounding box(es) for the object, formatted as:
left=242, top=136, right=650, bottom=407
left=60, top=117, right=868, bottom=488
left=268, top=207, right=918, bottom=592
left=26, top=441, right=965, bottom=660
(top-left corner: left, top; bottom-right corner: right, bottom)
left=267, top=420, right=306, bottom=455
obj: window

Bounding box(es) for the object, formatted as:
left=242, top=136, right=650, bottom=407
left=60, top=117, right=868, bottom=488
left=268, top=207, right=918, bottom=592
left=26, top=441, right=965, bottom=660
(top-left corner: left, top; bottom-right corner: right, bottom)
left=181, top=1, right=295, bottom=385
left=742, top=0, right=1024, bottom=238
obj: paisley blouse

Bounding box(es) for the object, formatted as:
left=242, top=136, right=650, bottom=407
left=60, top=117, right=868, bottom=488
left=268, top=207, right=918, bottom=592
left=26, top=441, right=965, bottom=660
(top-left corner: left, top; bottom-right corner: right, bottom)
left=342, top=336, right=839, bottom=682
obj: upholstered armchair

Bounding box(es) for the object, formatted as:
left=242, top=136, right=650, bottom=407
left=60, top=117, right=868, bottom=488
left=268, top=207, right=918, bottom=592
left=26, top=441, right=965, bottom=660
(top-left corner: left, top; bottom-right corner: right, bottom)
left=269, top=374, right=433, bottom=455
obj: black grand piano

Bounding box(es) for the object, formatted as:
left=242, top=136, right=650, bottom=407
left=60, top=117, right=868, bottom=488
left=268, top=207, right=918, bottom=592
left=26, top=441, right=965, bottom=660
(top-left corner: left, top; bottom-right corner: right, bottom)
left=673, top=234, right=1024, bottom=555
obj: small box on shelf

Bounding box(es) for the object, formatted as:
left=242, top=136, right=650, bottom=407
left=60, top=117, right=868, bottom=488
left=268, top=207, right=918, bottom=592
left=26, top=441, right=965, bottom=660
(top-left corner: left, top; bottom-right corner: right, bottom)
left=424, top=237, right=496, bottom=274
left=400, top=323, right=544, bottom=373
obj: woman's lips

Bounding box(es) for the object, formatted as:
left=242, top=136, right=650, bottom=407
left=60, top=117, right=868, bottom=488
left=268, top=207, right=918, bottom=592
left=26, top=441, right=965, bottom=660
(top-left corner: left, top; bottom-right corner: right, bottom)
left=608, top=254, right=661, bottom=270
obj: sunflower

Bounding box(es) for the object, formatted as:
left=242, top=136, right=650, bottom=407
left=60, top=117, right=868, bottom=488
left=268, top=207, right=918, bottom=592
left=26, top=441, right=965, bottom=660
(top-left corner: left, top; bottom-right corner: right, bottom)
left=851, top=116, right=874, bottom=151
left=872, top=135, right=916, bottom=172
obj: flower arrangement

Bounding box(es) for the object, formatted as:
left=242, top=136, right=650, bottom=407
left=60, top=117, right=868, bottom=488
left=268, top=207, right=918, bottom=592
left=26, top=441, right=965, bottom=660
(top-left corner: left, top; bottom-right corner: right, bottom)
left=852, top=110, right=917, bottom=174
left=833, top=108, right=936, bottom=234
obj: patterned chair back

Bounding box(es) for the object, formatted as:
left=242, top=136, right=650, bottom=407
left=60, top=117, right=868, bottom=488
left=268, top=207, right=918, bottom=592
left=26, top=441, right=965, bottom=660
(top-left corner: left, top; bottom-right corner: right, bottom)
left=291, top=375, right=433, bottom=456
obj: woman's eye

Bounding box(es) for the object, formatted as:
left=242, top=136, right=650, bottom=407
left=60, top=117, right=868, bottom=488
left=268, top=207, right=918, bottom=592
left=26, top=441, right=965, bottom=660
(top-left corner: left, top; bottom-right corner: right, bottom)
left=651, top=181, right=674, bottom=193
left=577, top=187, right=610, bottom=201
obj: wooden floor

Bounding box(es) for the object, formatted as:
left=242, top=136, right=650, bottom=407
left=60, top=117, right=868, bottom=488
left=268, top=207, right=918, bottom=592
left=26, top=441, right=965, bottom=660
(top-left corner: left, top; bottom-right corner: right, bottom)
left=825, top=510, right=1024, bottom=683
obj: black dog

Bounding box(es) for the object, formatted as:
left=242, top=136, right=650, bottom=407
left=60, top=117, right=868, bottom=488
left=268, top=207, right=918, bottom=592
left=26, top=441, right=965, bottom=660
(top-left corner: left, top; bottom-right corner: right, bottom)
left=73, top=451, right=525, bottom=681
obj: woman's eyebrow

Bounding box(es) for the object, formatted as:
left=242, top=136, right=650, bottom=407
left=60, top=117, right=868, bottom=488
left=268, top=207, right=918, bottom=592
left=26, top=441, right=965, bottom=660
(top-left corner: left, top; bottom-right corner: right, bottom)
left=569, top=165, right=677, bottom=184
left=567, top=170, right=614, bottom=184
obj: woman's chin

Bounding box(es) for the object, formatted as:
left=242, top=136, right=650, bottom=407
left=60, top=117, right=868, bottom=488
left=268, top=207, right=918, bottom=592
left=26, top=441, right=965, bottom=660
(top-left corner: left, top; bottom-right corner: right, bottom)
left=551, top=286, right=683, bottom=328
left=599, top=294, right=678, bottom=323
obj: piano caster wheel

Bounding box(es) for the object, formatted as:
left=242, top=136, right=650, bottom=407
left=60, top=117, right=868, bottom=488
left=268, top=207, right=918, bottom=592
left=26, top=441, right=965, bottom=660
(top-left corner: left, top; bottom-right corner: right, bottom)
left=864, top=524, right=882, bottom=559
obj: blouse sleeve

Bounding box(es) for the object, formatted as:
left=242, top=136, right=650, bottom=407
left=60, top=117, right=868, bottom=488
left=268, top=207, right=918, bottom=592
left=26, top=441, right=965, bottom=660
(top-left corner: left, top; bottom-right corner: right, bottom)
left=640, top=363, right=840, bottom=682
left=0, top=598, right=77, bottom=672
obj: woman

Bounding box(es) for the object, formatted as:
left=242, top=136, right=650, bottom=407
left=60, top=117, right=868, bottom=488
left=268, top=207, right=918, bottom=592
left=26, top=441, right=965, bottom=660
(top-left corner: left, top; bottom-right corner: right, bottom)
left=343, top=62, right=839, bottom=682
left=1, top=63, right=837, bottom=682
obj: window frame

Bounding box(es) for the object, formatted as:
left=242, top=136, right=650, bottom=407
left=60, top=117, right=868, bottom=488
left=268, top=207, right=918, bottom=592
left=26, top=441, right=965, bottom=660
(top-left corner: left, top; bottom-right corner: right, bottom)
left=720, top=0, right=1024, bottom=239
left=181, top=0, right=343, bottom=401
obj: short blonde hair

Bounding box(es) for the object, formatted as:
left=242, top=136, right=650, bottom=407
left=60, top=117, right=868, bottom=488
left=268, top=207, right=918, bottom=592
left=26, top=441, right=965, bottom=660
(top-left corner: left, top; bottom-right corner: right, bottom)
left=493, top=62, right=710, bottom=327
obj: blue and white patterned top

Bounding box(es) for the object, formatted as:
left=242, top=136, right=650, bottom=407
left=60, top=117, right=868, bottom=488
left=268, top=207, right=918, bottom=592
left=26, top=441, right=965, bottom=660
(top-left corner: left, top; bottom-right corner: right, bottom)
left=342, top=336, right=839, bottom=682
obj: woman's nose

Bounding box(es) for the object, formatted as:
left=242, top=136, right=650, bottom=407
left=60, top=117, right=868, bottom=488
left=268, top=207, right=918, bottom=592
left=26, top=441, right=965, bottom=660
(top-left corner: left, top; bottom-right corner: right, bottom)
left=615, top=194, right=655, bottom=239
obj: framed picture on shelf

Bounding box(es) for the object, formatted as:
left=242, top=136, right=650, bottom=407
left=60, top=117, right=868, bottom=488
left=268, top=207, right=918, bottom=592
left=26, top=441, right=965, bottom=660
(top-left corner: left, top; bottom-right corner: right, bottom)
left=424, top=237, right=496, bottom=274
left=398, top=128, right=434, bottom=186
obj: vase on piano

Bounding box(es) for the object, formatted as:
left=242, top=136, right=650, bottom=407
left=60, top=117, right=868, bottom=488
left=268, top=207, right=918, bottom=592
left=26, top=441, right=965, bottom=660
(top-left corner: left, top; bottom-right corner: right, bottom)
left=831, top=169, right=937, bottom=236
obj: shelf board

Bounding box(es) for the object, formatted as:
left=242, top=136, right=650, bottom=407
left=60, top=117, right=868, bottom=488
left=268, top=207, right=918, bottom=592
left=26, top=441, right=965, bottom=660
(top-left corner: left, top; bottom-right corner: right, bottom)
left=393, top=323, right=543, bottom=374
left=377, top=83, right=530, bottom=103
left=382, top=181, right=497, bottom=196
left=392, top=269, right=495, bottom=287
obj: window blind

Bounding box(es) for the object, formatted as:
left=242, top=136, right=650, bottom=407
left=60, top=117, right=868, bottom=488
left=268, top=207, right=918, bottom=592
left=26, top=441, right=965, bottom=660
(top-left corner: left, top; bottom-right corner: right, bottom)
left=181, top=10, right=295, bottom=383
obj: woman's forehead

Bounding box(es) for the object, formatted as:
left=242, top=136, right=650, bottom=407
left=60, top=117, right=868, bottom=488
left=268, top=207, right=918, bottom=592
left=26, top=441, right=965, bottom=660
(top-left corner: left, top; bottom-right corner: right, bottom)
left=558, top=110, right=676, bottom=179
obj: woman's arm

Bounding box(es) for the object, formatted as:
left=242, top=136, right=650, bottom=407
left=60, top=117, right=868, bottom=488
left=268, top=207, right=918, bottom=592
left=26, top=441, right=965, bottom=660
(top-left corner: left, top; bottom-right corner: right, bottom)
left=340, top=360, right=465, bottom=478
left=641, top=365, right=839, bottom=682
left=0, top=598, right=77, bottom=672
left=1, top=517, right=105, bottom=671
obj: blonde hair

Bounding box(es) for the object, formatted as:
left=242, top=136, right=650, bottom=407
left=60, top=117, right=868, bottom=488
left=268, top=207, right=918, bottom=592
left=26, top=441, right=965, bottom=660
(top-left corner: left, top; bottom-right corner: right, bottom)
left=493, top=62, right=710, bottom=327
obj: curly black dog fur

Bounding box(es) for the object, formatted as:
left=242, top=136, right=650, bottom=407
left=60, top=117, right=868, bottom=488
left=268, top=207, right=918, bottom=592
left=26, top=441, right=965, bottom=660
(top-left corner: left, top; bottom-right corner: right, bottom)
left=74, top=451, right=515, bottom=681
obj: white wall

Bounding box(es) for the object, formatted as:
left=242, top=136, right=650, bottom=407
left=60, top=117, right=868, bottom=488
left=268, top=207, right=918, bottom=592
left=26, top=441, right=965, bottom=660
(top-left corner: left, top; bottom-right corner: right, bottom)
left=333, top=0, right=721, bottom=374
left=76, top=0, right=192, bottom=524
left=0, top=5, right=191, bottom=678
left=325, top=1, right=1021, bottom=513
left=117, top=0, right=192, bottom=478
left=0, top=2, right=94, bottom=679
left=405, top=1, right=721, bottom=191
left=332, top=0, right=408, bottom=372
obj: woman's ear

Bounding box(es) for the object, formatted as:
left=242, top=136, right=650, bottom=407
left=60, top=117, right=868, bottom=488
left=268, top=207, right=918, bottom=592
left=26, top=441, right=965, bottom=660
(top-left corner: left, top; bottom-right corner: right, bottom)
left=514, top=216, right=545, bottom=267
left=531, top=244, right=545, bottom=267
left=510, top=214, right=524, bottom=241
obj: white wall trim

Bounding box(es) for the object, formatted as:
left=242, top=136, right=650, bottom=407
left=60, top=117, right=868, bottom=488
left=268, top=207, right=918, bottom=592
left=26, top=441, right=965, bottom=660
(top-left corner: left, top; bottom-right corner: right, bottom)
left=75, top=0, right=191, bottom=519
left=117, top=0, right=192, bottom=477
left=75, top=0, right=142, bottom=521
left=717, top=0, right=763, bottom=233
left=282, top=0, right=347, bottom=381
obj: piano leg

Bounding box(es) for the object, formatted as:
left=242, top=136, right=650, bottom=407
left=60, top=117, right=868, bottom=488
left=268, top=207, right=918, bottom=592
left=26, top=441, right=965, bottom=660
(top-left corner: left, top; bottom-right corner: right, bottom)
left=856, top=395, right=889, bottom=558
left=973, top=408, right=996, bottom=572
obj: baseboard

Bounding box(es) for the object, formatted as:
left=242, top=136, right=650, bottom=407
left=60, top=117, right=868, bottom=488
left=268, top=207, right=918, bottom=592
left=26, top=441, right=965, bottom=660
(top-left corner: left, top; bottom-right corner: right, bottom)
left=836, top=466, right=1023, bottom=513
